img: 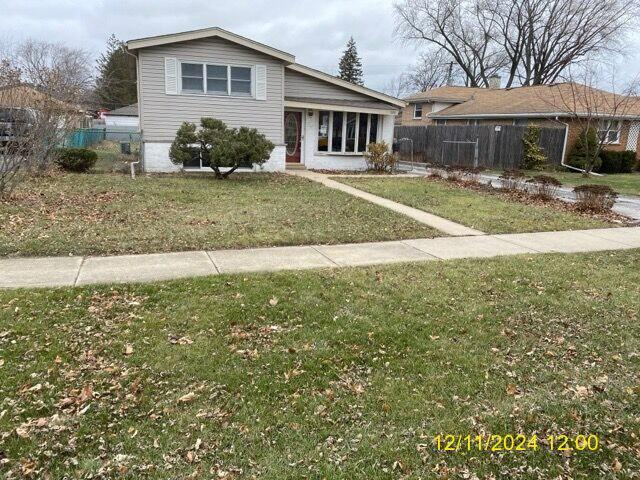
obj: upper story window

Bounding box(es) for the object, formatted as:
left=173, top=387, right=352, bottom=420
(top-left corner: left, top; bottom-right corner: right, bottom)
left=413, top=103, right=423, bottom=119
left=180, top=62, right=252, bottom=97
left=598, top=119, right=621, bottom=144
left=317, top=111, right=380, bottom=154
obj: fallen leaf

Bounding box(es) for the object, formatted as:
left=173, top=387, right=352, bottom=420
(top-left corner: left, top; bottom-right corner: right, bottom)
left=77, top=384, right=93, bottom=404
left=269, top=297, right=278, bottom=306
left=123, top=344, right=134, bottom=356
left=506, top=383, right=518, bottom=395
left=612, top=458, right=622, bottom=472
left=178, top=392, right=197, bottom=403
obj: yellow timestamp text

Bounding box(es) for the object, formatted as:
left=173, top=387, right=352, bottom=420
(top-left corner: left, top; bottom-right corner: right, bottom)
left=433, top=434, right=599, bottom=452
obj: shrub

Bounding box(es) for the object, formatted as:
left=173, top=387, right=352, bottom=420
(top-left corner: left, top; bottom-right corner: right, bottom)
left=574, top=184, right=618, bottom=212
left=54, top=147, right=98, bottom=172
left=364, top=141, right=396, bottom=173
left=567, top=127, right=602, bottom=173
left=598, top=150, right=637, bottom=174
left=170, top=118, right=274, bottom=179
left=526, top=174, right=562, bottom=199
left=521, top=125, right=548, bottom=170
left=499, top=169, right=527, bottom=191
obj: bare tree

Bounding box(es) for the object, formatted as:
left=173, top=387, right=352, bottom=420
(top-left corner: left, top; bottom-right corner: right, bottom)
left=382, top=73, right=413, bottom=98
left=12, top=40, right=91, bottom=173
left=0, top=40, right=90, bottom=195
left=395, top=0, right=640, bottom=88
left=546, top=65, right=640, bottom=175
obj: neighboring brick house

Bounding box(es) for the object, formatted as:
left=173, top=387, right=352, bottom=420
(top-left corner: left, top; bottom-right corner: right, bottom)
left=399, top=82, right=640, bottom=161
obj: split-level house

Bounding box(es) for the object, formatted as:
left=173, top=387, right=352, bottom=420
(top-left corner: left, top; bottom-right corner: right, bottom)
left=400, top=81, right=640, bottom=161
left=126, top=27, right=405, bottom=172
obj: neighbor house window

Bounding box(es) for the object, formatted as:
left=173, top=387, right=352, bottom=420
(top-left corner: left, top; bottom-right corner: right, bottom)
left=598, top=119, right=621, bottom=144
left=181, top=63, right=204, bottom=93
left=318, top=111, right=329, bottom=151
left=317, top=111, right=380, bottom=153
left=181, top=62, right=253, bottom=96
left=414, top=103, right=423, bottom=119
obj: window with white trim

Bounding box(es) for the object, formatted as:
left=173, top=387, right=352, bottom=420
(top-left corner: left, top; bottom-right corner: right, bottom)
left=180, top=62, right=253, bottom=97
left=317, top=111, right=380, bottom=153
left=414, top=103, right=423, bottom=119
left=597, top=119, right=621, bottom=144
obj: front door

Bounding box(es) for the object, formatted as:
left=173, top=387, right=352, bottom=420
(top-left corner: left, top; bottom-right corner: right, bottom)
left=284, top=111, right=302, bottom=163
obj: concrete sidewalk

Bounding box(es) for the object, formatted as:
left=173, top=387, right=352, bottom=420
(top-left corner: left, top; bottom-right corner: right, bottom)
left=1, top=227, right=638, bottom=289
left=289, top=170, right=484, bottom=236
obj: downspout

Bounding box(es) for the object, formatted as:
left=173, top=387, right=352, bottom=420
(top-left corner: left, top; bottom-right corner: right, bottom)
left=123, top=46, right=142, bottom=178
left=553, top=117, right=603, bottom=177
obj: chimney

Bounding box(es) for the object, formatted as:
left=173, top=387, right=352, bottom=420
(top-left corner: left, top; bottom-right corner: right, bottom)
left=488, top=75, right=501, bottom=89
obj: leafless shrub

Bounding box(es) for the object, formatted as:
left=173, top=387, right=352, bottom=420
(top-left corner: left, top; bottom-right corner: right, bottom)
left=527, top=174, right=563, bottom=199
left=462, top=166, right=486, bottom=183
left=444, top=164, right=466, bottom=182
left=574, top=184, right=618, bottom=212
left=500, top=169, right=528, bottom=190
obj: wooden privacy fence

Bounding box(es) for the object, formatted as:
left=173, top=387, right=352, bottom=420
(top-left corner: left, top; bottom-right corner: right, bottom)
left=394, top=125, right=566, bottom=170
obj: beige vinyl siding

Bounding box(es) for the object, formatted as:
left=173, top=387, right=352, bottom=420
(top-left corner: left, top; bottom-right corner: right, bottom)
left=284, top=68, right=374, bottom=101
left=138, top=37, right=284, bottom=143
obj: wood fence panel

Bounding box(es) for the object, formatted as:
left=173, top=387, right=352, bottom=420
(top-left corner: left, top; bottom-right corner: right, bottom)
left=395, top=125, right=565, bottom=170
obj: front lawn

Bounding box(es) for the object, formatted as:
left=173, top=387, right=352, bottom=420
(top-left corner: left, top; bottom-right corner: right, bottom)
left=522, top=170, right=640, bottom=197
left=0, top=173, right=438, bottom=256
left=336, top=177, right=614, bottom=234
left=1, top=250, right=639, bottom=478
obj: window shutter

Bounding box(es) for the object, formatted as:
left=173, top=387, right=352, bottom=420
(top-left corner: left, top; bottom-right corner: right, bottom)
left=255, top=65, right=267, bottom=100
left=164, top=57, right=178, bottom=95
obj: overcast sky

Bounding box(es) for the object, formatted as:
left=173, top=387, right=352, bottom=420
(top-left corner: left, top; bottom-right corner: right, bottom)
left=2, top=0, right=639, bottom=92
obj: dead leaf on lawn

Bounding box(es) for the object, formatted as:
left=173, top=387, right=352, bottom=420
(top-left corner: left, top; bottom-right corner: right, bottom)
left=123, top=344, right=134, bottom=356
left=506, top=383, right=519, bottom=396
left=178, top=392, right=197, bottom=404
left=269, top=297, right=278, bottom=306
left=77, top=384, right=93, bottom=404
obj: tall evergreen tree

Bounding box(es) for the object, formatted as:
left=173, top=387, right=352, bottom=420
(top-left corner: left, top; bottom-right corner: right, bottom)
left=338, top=37, right=364, bottom=86
left=94, top=34, right=137, bottom=110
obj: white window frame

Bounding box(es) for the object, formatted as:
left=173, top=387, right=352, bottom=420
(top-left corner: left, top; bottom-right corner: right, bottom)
left=597, top=119, right=621, bottom=145
left=179, top=61, right=254, bottom=98
left=413, top=103, right=423, bottom=119
left=317, top=111, right=380, bottom=155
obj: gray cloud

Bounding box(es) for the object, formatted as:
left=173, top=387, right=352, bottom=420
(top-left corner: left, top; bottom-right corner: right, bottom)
left=2, top=0, right=638, bottom=91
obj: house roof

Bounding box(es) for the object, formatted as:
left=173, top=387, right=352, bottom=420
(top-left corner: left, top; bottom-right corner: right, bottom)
left=104, top=103, right=139, bottom=117
left=430, top=83, right=640, bottom=119
left=286, top=64, right=406, bottom=108
left=404, top=86, right=486, bottom=104
left=126, top=27, right=296, bottom=63
left=285, top=96, right=399, bottom=114
left=0, top=84, right=83, bottom=112
left=126, top=27, right=406, bottom=109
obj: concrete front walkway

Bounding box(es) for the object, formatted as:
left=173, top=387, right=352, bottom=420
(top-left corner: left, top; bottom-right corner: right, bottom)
left=1, top=227, right=639, bottom=289
left=288, top=170, right=484, bottom=236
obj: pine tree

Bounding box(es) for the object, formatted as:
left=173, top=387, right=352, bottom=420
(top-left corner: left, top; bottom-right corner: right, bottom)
left=521, top=125, right=548, bottom=170
left=567, top=127, right=602, bottom=173
left=94, top=34, right=137, bottom=110
left=338, top=37, right=364, bottom=86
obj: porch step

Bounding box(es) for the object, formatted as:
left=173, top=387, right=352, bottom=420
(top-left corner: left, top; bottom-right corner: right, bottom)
left=286, top=163, right=306, bottom=170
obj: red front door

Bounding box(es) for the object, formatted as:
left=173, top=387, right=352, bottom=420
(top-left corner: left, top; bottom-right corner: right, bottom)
left=284, top=111, right=302, bottom=163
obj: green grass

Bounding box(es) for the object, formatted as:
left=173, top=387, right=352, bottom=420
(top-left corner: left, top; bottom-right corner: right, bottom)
left=335, top=177, right=613, bottom=234
left=522, top=170, right=640, bottom=197
left=0, top=173, right=438, bottom=257
left=91, top=141, right=139, bottom=173
left=1, top=250, right=639, bottom=478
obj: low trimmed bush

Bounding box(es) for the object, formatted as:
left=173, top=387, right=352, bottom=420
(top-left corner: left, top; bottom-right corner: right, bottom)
left=574, top=184, right=618, bottom=212
left=527, top=174, right=562, bottom=199
left=364, top=142, right=396, bottom=173
left=54, top=148, right=98, bottom=172
left=597, top=150, right=637, bottom=174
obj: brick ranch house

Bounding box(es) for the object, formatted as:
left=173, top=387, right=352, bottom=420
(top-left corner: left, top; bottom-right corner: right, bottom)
left=399, top=82, right=640, bottom=162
